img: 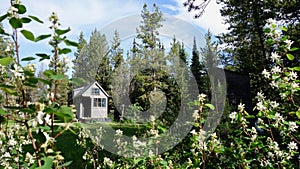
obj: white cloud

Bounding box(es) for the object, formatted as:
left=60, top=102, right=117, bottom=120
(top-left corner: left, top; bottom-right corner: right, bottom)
left=172, top=0, right=228, bottom=35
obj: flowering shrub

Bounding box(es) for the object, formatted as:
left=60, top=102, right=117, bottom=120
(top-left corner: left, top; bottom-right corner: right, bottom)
left=0, top=1, right=299, bottom=168
left=0, top=0, right=79, bottom=168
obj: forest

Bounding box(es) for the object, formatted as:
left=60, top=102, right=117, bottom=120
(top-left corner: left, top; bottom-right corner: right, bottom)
left=0, top=0, right=299, bottom=168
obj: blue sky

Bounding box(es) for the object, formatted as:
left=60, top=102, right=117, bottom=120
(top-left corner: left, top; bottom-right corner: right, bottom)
left=0, top=0, right=227, bottom=72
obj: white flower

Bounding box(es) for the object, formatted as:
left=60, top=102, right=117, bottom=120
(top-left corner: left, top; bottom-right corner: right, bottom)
left=267, top=18, right=276, bottom=25
left=37, top=111, right=45, bottom=125
left=238, top=103, right=245, bottom=112
left=284, top=39, right=294, bottom=50
left=41, top=132, right=55, bottom=148
left=149, top=115, right=155, bottom=122
left=270, top=101, right=279, bottom=109
left=274, top=113, right=284, bottom=123
left=8, top=138, right=17, bottom=146
left=287, top=141, right=298, bottom=151
left=103, top=157, right=113, bottom=167
left=25, top=152, right=35, bottom=164
left=148, top=150, right=154, bottom=157
left=256, top=101, right=267, bottom=111
left=192, top=110, right=199, bottom=120
left=44, top=114, right=52, bottom=125
left=289, top=71, right=298, bottom=80
left=256, top=92, right=265, bottom=101
left=7, top=6, right=18, bottom=15
left=229, top=111, right=237, bottom=123
left=270, top=81, right=279, bottom=89
left=270, top=52, right=281, bottom=62
left=271, top=66, right=282, bottom=74
left=115, top=129, right=123, bottom=136
left=132, top=135, right=137, bottom=141
left=198, top=93, right=206, bottom=102
left=190, top=129, right=197, bottom=135
left=262, top=69, right=271, bottom=79
left=291, top=82, right=299, bottom=89
left=274, top=30, right=281, bottom=38
left=288, top=122, right=298, bottom=132
left=187, top=158, right=192, bottom=165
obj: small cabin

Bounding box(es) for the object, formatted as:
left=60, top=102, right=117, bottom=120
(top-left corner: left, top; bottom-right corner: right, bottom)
left=73, top=81, right=110, bottom=122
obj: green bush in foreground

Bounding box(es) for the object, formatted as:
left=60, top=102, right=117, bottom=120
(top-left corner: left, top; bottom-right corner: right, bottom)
left=0, top=1, right=299, bottom=168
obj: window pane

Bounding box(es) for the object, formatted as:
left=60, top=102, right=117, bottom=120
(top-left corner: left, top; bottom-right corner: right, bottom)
left=101, top=98, right=106, bottom=107
left=93, top=98, right=97, bottom=107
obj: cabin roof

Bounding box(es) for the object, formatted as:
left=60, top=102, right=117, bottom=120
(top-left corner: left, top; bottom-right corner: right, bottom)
left=73, top=81, right=109, bottom=99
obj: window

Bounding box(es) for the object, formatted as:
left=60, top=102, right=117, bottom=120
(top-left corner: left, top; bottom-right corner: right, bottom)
left=92, top=88, right=100, bottom=95
left=93, top=98, right=106, bottom=107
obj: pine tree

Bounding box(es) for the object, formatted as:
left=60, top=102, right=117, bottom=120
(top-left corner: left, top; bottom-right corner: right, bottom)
left=190, top=37, right=206, bottom=94
left=111, top=30, right=124, bottom=70
left=72, top=29, right=110, bottom=88
left=72, top=32, right=87, bottom=83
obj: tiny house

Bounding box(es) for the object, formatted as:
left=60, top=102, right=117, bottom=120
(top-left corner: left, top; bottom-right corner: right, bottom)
left=73, top=81, right=109, bottom=122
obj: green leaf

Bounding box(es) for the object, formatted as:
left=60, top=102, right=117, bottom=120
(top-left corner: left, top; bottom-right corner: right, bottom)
left=20, top=30, right=35, bottom=41
left=289, top=66, right=300, bottom=71
left=50, top=74, right=68, bottom=81
left=69, top=77, right=86, bottom=86
left=43, top=70, right=55, bottom=77
left=296, top=111, right=300, bottom=119
left=36, top=53, right=50, bottom=61
left=289, top=47, right=299, bottom=52
left=0, top=57, right=13, bottom=66
left=28, top=15, right=43, bottom=23
left=9, top=17, right=23, bottom=29
left=59, top=48, right=72, bottom=54
left=58, top=161, right=73, bottom=167
left=14, top=4, right=27, bottom=14
left=35, top=34, right=51, bottom=42
left=21, top=56, right=36, bottom=61
left=64, top=39, right=78, bottom=47
left=55, top=27, right=71, bottom=36
left=205, top=103, right=215, bottom=110
left=0, top=14, right=8, bottom=22
left=36, top=157, right=53, bottom=169
left=55, top=105, right=75, bottom=122
left=286, top=53, right=294, bottom=60
left=21, top=17, right=31, bottom=23
left=3, top=88, right=17, bottom=95
left=0, top=109, right=8, bottom=115
left=37, top=78, right=51, bottom=85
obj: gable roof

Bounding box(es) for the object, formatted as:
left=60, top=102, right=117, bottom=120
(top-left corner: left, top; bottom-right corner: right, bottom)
left=73, top=81, right=109, bottom=99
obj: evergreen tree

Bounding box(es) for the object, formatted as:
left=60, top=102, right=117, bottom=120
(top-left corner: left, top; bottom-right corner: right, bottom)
left=72, top=32, right=87, bottom=83
left=72, top=29, right=110, bottom=89
left=190, top=37, right=206, bottom=94
left=110, top=30, right=124, bottom=70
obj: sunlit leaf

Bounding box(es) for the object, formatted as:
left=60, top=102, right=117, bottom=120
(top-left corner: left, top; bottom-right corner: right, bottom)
left=35, top=34, right=51, bottom=42
left=36, top=53, right=50, bottom=61
left=64, top=39, right=78, bottom=47
left=50, top=74, right=68, bottom=81
left=0, top=14, right=8, bottom=22
left=9, top=17, right=22, bottom=29
left=289, top=66, right=300, bottom=71
left=14, top=4, right=26, bottom=14
left=21, top=56, right=36, bottom=61
left=36, top=157, right=53, bottom=169
left=28, top=15, right=43, bottom=23
left=21, top=17, right=31, bottom=23
left=286, top=53, right=294, bottom=60
left=59, top=48, right=72, bottom=54
left=20, top=29, right=35, bottom=41
left=0, top=109, right=8, bottom=115
left=0, top=57, right=13, bottom=66
left=205, top=103, right=215, bottom=110
left=55, top=27, right=71, bottom=35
